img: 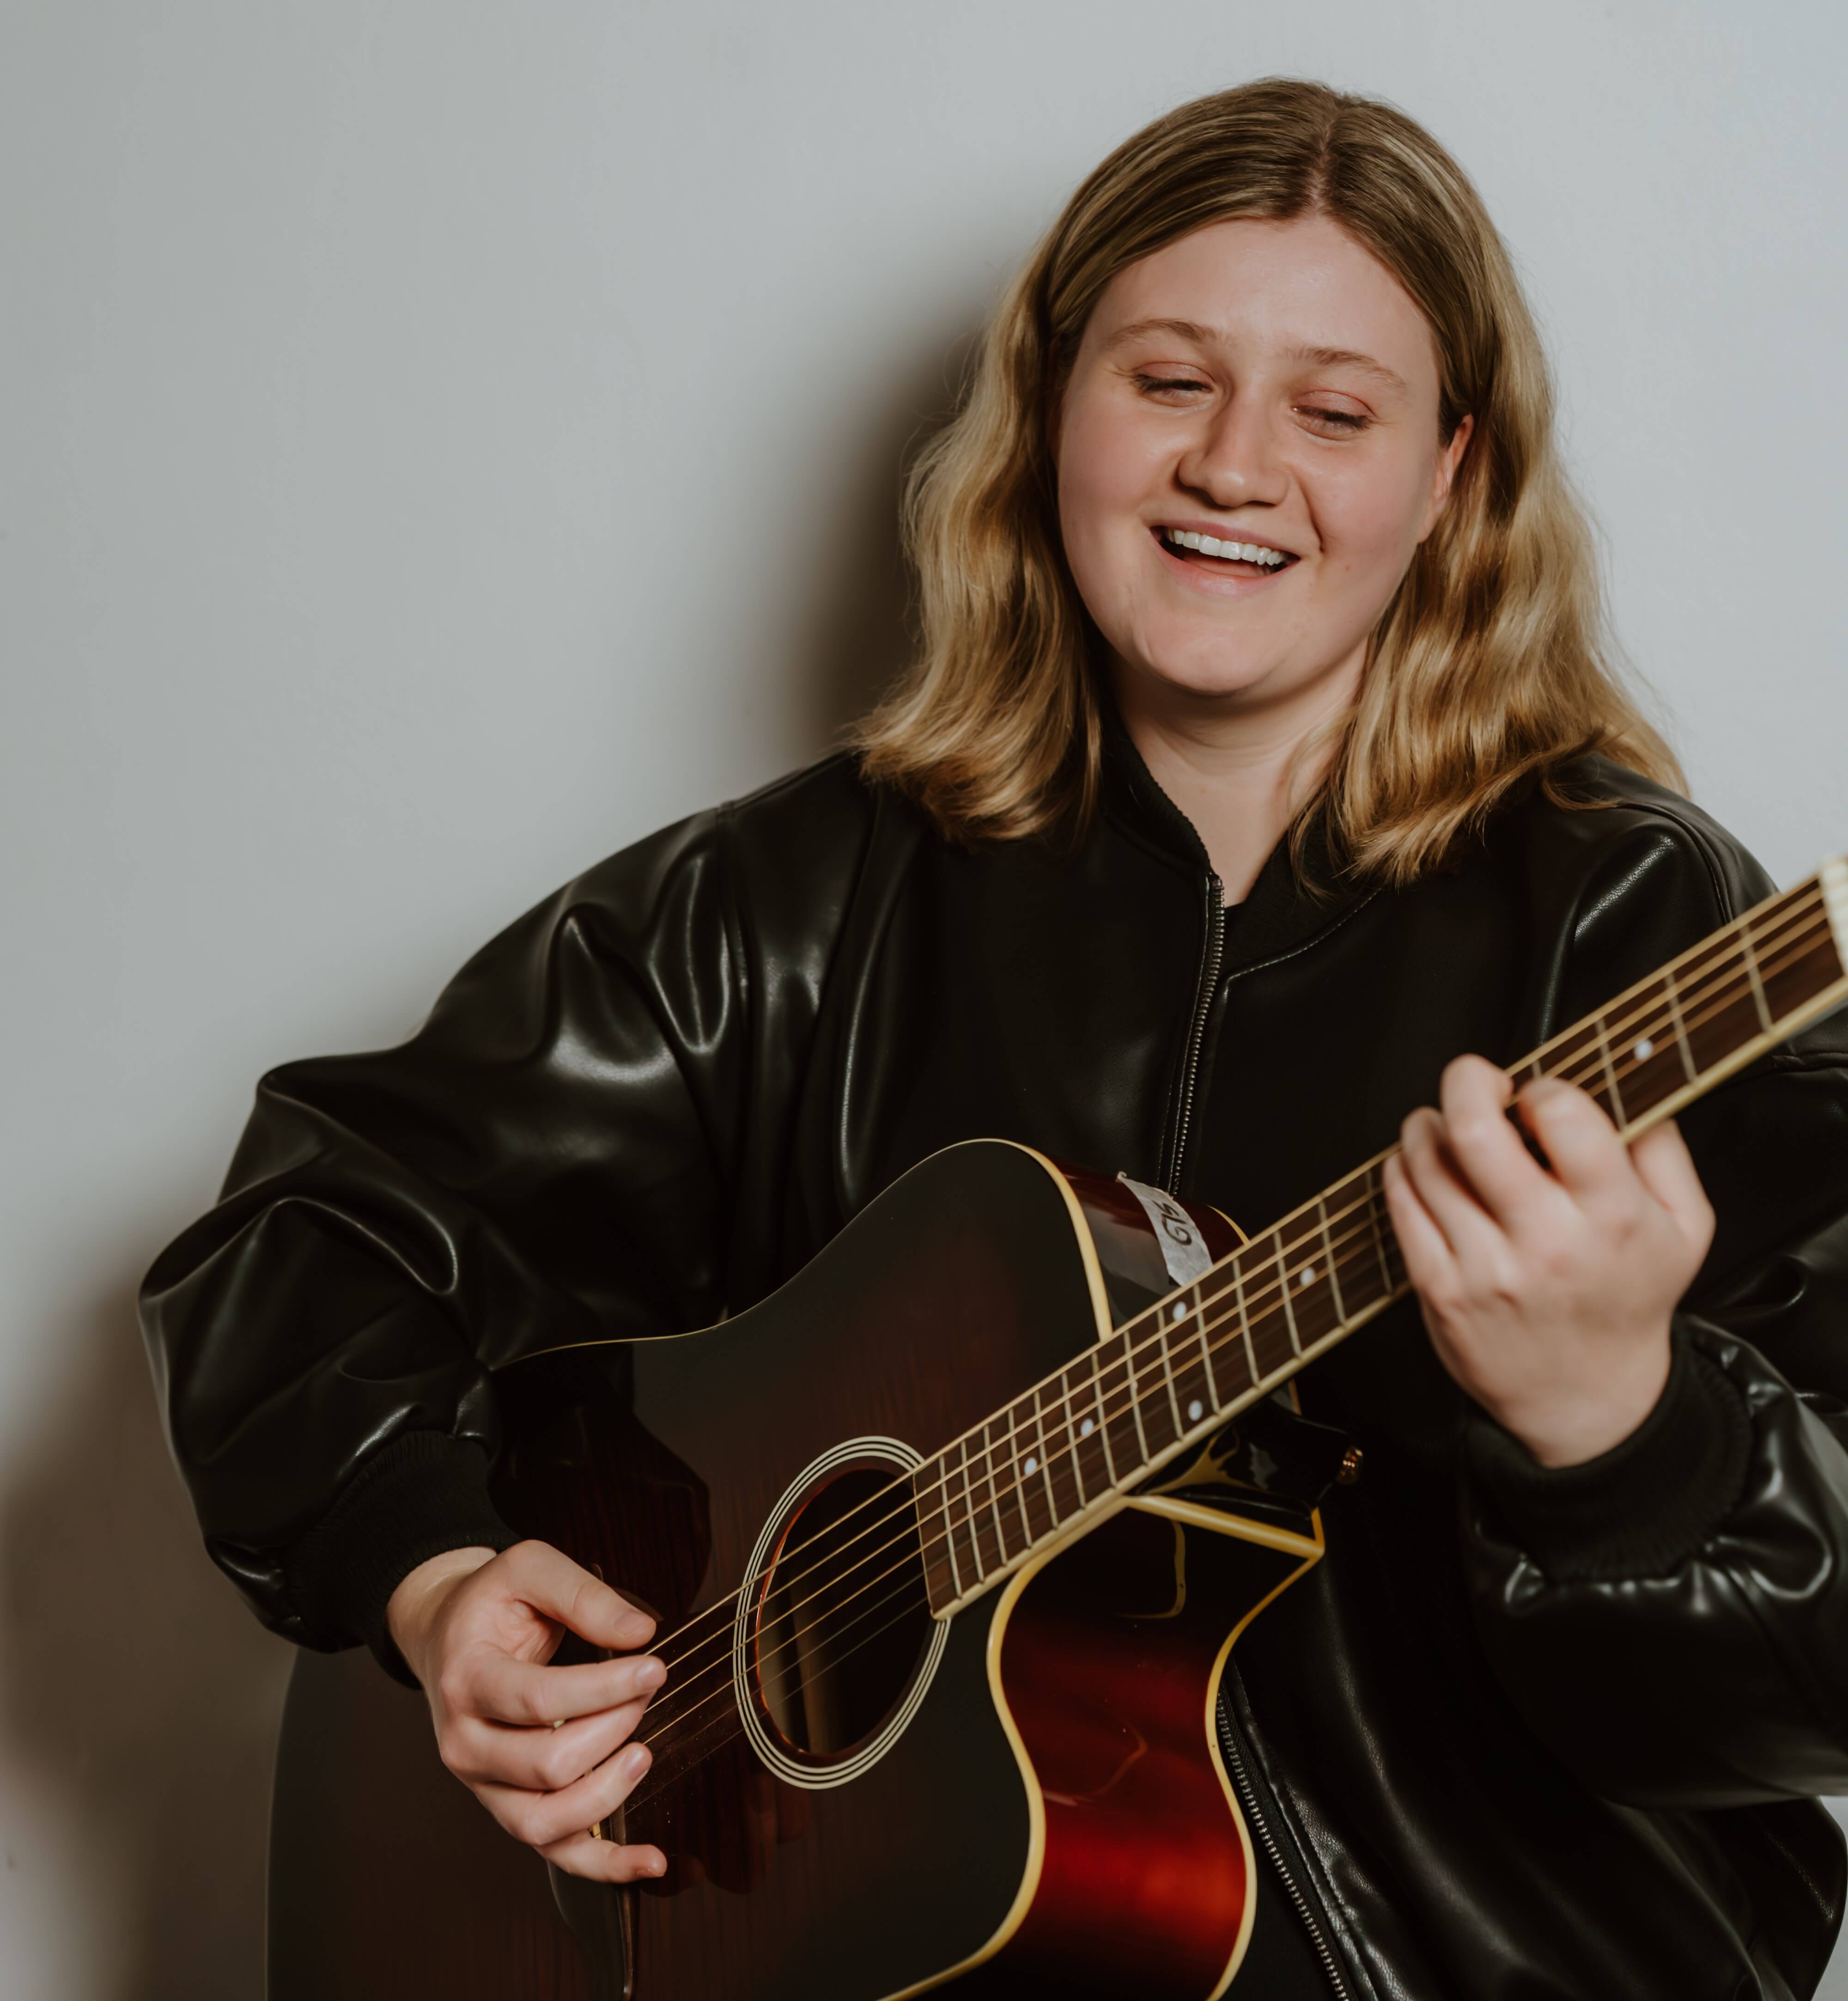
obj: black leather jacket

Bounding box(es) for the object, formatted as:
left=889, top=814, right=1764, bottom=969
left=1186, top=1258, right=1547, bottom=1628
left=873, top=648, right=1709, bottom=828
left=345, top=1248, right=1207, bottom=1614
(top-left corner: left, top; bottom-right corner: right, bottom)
left=143, top=726, right=1848, bottom=1998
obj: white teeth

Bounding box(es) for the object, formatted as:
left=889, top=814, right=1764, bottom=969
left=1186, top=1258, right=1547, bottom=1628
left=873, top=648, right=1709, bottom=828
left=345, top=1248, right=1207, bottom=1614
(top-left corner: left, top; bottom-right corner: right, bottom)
left=1163, top=528, right=1287, bottom=567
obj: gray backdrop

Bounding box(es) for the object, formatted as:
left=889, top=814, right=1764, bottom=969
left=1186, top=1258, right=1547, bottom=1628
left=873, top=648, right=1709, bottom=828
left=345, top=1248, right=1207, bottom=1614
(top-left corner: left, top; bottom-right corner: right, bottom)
left=3, top=2, right=1845, bottom=1993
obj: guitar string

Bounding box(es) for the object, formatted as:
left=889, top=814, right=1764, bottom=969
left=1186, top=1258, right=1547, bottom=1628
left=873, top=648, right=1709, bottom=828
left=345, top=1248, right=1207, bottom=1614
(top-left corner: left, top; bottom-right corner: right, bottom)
left=630, top=894, right=1839, bottom=1731
left=677, top=890, right=1834, bottom=1656
left=634, top=890, right=1839, bottom=1734
left=619, top=895, right=1838, bottom=1740
left=1502, top=880, right=1828, bottom=1086
left=932, top=891, right=1839, bottom=1532
left=630, top=898, right=1843, bottom=1763
left=630, top=1587, right=946, bottom=1810
left=1517, top=890, right=1830, bottom=1106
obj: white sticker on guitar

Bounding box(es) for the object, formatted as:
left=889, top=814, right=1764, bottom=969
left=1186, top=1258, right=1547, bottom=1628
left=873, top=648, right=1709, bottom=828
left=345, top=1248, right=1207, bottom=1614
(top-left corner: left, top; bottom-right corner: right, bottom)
left=1117, top=1175, right=1215, bottom=1288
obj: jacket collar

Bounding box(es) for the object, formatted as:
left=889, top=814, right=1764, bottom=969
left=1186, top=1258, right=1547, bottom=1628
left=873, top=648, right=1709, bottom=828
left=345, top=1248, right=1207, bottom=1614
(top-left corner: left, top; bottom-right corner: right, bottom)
left=1097, top=694, right=1377, bottom=970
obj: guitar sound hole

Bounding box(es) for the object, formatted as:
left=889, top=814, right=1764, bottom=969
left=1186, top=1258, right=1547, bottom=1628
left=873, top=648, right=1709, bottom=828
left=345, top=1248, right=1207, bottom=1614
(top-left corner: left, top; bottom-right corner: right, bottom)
left=753, top=1465, right=934, bottom=1762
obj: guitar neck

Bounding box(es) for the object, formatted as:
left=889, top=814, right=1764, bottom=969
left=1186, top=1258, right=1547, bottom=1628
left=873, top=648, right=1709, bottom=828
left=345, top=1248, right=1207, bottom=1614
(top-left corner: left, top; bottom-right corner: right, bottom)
left=918, top=858, right=1848, bottom=1616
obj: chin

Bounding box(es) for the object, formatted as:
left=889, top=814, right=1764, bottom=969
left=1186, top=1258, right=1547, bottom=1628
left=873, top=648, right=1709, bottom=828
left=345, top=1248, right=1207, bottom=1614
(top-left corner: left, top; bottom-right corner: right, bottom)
left=1125, top=639, right=1286, bottom=704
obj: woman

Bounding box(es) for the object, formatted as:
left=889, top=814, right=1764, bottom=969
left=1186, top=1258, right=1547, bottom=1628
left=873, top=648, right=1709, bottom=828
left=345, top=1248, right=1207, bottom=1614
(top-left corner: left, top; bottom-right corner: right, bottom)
left=143, top=79, right=1848, bottom=1996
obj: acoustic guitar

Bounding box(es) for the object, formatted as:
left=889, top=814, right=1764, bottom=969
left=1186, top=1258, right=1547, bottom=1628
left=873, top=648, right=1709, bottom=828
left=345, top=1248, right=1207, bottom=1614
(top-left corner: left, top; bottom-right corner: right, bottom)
left=268, top=860, right=1848, bottom=2001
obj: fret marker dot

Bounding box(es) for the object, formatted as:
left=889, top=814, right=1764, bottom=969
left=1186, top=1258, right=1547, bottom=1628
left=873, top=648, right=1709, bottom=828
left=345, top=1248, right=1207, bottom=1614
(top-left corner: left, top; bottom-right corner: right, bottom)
left=1024, top=1455, right=1038, bottom=1476
left=1171, top=1303, right=1187, bottom=1322
left=1187, top=1399, right=1204, bottom=1421
left=1633, top=1037, right=1653, bottom=1061
left=1080, top=1417, right=1094, bottom=1437
left=1300, top=1266, right=1315, bottom=1287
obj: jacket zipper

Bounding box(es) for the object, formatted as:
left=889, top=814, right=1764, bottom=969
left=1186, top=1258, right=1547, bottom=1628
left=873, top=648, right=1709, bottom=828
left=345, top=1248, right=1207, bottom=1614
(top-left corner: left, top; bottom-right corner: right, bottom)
left=1164, top=870, right=1225, bottom=1193
left=1216, top=1687, right=1353, bottom=2000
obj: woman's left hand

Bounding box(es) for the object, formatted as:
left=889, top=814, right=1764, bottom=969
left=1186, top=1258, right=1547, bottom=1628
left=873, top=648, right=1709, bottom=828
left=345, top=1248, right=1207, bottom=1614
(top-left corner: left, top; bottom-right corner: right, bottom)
left=1382, top=1054, right=1716, bottom=1468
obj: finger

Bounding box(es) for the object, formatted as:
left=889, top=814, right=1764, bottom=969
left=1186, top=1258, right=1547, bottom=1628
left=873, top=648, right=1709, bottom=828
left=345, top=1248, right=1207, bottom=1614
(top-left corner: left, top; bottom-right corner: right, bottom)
left=465, top=1646, right=667, bottom=1729
left=1436, top=1055, right=1553, bottom=1232
left=449, top=1692, right=653, bottom=1791
left=540, top=1831, right=669, bottom=1884
left=1382, top=1150, right=1460, bottom=1304
left=491, top=1541, right=657, bottom=1652
left=1397, top=1106, right=1503, bottom=1265
left=480, top=1738, right=654, bottom=1853
left=1517, top=1080, right=1630, bottom=1202
left=1629, top=1117, right=1717, bottom=1259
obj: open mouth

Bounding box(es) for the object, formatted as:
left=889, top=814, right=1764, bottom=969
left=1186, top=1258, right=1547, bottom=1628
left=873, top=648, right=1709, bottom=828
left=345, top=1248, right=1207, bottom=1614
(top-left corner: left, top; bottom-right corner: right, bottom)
left=1155, top=526, right=1298, bottom=576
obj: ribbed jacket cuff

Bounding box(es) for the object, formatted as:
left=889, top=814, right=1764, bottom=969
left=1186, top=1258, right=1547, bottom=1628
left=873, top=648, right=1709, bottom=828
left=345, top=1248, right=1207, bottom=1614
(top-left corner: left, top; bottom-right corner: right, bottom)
left=283, top=1431, right=518, bottom=1685
left=1464, top=1323, right=1751, bottom=1583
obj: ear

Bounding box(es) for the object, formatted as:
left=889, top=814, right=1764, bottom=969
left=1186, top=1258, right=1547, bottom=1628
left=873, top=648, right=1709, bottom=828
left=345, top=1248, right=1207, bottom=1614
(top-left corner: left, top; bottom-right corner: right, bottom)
left=1417, top=413, right=1473, bottom=543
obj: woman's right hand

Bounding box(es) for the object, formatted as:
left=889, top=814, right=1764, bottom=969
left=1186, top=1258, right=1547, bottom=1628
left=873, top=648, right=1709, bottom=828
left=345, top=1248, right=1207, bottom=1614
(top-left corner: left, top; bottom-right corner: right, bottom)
left=385, top=1539, right=669, bottom=1883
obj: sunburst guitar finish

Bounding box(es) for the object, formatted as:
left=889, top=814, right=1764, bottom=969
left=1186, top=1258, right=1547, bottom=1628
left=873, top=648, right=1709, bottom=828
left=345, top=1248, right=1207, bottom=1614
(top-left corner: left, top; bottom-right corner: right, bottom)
left=268, top=863, right=1848, bottom=2000
left=269, top=1142, right=1320, bottom=2001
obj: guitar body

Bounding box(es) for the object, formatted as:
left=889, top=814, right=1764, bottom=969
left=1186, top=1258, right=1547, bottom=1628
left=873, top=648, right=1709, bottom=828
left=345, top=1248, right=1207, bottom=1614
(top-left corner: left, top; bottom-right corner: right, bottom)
left=260, top=867, right=1848, bottom=1999
left=268, top=1140, right=1326, bottom=2001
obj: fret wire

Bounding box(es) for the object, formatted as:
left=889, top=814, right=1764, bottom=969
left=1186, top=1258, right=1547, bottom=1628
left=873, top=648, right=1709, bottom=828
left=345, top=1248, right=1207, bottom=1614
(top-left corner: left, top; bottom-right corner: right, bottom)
left=1155, top=1311, right=1185, bottom=1437
left=836, top=1168, right=1400, bottom=1609
left=1538, top=901, right=1820, bottom=1104
left=1555, top=902, right=1831, bottom=1105
left=1092, top=1351, right=1120, bottom=1480
left=1516, top=880, right=1821, bottom=1085
left=1007, top=1398, right=1039, bottom=1547
left=1318, top=1196, right=1347, bottom=1324
left=937, top=1446, right=966, bottom=1591
left=1062, top=1364, right=1091, bottom=1507
left=1583, top=894, right=1830, bottom=1094
left=1194, top=1293, right=1223, bottom=1410
left=1100, top=1329, right=1143, bottom=1479
left=931, top=891, right=1840, bottom=1588
left=1232, top=1249, right=1258, bottom=1385
left=931, top=1458, right=961, bottom=1601
left=1126, top=1327, right=1153, bottom=1464
left=955, top=1439, right=986, bottom=1582
left=1524, top=906, right=1789, bottom=1106
left=1662, top=969, right=1697, bottom=1081
left=1739, top=922, right=1775, bottom=1031
left=932, top=1177, right=1403, bottom=1582
left=971, top=1428, right=1005, bottom=1575
left=1166, top=1290, right=1213, bottom=1429
left=1593, top=1013, right=1625, bottom=1127
left=1118, top=1311, right=1169, bottom=1456
left=1029, top=1386, right=1060, bottom=1525
left=1754, top=904, right=1844, bottom=1019
left=1277, top=1229, right=1302, bottom=1355
left=960, top=1429, right=990, bottom=1574
left=1082, top=1349, right=1117, bottom=1488
left=1365, top=1163, right=1393, bottom=1293
left=982, top=1418, right=1012, bottom=1562
left=926, top=895, right=1842, bottom=1594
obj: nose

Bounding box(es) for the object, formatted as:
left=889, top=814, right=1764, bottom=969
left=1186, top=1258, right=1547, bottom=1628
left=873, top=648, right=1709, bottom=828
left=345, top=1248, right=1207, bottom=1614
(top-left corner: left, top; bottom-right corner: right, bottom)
left=1175, top=392, right=1289, bottom=511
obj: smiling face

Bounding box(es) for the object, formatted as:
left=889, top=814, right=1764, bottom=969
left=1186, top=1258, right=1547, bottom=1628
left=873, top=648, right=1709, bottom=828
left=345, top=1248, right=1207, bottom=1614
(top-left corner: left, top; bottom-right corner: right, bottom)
left=1055, top=213, right=1471, bottom=723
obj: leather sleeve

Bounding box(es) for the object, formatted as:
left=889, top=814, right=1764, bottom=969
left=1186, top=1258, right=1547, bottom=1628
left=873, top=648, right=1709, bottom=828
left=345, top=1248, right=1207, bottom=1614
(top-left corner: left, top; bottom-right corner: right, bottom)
left=139, top=758, right=876, bottom=1660
left=1461, top=799, right=1848, bottom=1805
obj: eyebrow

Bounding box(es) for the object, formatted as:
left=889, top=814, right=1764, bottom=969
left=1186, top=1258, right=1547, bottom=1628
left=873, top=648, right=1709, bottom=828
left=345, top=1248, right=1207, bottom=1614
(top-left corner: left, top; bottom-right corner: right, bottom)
left=1285, top=344, right=1410, bottom=397
left=1100, top=320, right=1410, bottom=398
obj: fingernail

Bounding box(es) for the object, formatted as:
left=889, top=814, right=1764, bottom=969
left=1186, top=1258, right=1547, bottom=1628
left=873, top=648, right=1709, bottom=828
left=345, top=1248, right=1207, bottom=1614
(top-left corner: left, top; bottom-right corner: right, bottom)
left=646, top=1850, right=667, bottom=1875
left=626, top=1742, right=652, bottom=1778
left=635, top=1657, right=666, bottom=1692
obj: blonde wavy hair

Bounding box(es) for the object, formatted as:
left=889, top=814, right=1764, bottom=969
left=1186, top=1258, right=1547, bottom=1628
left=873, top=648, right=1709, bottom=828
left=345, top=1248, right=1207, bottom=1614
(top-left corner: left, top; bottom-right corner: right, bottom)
left=854, top=78, right=1679, bottom=884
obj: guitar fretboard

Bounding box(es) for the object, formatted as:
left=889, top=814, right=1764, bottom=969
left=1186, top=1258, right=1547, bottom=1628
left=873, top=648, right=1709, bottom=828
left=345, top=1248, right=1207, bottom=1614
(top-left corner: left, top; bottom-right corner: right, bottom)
left=915, top=860, right=1848, bottom=1615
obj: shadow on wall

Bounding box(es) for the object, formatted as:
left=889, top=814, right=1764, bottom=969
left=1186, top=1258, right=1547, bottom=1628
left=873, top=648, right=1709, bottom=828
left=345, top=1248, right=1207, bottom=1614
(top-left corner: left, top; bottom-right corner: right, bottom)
left=0, top=1270, right=294, bottom=2001
left=784, top=323, right=981, bottom=750
left=0, top=348, right=954, bottom=1996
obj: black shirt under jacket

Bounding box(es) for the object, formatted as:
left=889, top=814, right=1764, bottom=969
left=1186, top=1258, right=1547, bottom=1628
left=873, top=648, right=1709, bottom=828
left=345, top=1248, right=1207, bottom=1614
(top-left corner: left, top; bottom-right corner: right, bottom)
left=142, top=727, right=1848, bottom=1999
